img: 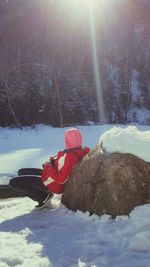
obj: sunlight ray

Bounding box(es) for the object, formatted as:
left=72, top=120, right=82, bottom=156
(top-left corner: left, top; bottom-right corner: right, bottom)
left=88, top=1, right=104, bottom=123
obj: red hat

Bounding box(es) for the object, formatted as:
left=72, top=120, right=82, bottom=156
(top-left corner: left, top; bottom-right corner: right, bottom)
left=65, top=128, right=82, bottom=149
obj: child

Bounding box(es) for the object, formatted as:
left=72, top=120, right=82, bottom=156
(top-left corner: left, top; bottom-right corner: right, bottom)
left=9, top=128, right=90, bottom=210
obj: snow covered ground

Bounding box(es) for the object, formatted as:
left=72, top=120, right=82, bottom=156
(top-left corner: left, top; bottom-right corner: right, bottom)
left=0, top=124, right=150, bottom=267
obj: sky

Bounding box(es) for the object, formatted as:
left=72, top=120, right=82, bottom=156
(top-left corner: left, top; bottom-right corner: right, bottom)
left=0, top=124, right=150, bottom=267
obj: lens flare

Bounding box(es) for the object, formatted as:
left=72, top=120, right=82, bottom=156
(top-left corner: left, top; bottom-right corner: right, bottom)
left=88, top=2, right=104, bottom=123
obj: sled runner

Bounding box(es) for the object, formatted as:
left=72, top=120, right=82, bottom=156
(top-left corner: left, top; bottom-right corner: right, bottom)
left=18, top=168, right=43, bottom=176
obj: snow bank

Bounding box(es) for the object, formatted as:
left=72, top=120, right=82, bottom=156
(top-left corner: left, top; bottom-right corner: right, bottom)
left=99, top=126, right=150, bottom=162
left=0, top=197, right=150, bottom=267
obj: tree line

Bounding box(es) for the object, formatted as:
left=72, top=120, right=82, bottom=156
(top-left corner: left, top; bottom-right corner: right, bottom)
left=0, top=0, right=150, bottom=127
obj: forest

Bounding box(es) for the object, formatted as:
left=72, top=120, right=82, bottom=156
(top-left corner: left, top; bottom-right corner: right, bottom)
left=0, top=0, right=150, bottom=127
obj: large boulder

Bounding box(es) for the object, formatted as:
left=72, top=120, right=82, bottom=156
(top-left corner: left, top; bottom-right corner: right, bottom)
left=61, top=146, right=150, bottom=218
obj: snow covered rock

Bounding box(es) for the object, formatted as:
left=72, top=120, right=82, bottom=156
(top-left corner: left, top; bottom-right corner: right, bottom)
left=62, top=146, right=150, bottom=218
left=99, top=126, right=150, bottom=163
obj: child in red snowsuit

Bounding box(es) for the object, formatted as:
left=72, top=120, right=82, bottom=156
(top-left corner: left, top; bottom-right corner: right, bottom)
left=9, top=128, right=90, bottom=209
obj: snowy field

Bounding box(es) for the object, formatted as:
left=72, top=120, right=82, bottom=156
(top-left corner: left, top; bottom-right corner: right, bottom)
left=0, top=124, right=150, bottom=267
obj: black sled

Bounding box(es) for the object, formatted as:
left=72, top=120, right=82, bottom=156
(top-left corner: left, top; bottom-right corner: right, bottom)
left=18, top=168, right=43, bottom=176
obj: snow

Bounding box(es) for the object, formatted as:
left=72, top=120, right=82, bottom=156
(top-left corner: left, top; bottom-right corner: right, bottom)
left=0, top=124, right=150, bottom=267
left=99, top=126, right=150, bottom=162
left=127, top=107, right=150, bottom=125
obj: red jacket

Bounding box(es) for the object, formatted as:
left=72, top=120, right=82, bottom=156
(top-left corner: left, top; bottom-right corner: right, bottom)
left=41, top=147, right=90, bottom=194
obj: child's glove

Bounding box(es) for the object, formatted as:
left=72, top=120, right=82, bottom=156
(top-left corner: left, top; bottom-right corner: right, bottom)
left=42, top=161, right=50, bottom=168
left=50, top=157, right=55, bottom=166
left=42, top=157, right=55, bottom=169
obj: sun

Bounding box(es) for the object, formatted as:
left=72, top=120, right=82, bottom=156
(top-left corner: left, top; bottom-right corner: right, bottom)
left=49, top=0, right=105, bottom=22
left=70, top=0, right=99, bottom=10
left=64, top=0, right=99, bottom=13
left=60, top=0, right=101, bottom=24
